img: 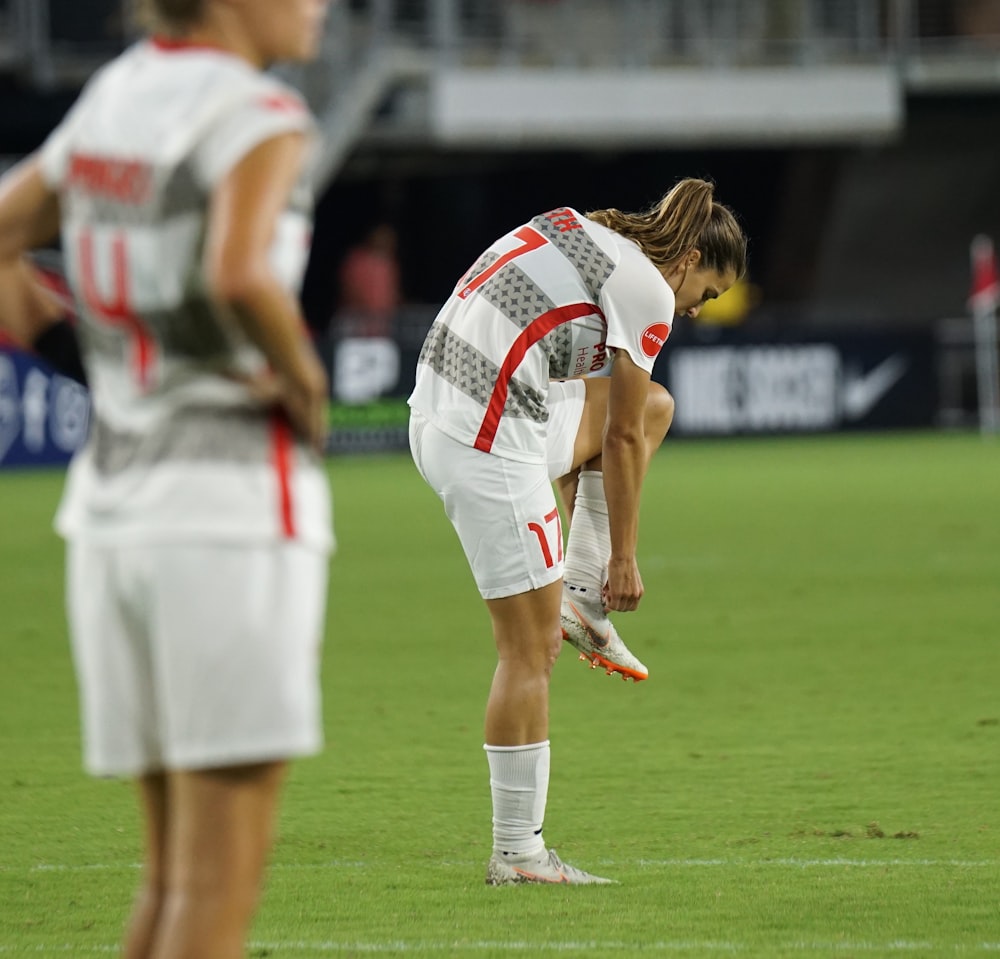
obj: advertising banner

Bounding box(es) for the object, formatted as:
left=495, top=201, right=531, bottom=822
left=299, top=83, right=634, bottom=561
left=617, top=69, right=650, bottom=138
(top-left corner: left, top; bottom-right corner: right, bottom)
left=0, top=323, right=939, bottom=469
left=661, top=330, right=936, bottom=436
left=322, top=309, right=427, bottom=454
left=0, top=347, right=90, bottom=468
left=322, top=321, right=938, bottom=447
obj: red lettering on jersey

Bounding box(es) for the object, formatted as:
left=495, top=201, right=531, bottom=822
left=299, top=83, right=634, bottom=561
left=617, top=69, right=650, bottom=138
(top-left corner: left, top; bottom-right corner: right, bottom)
left=259, top=93, right=305, bottom=114
left=67, top=154, right=152, bottom=205
left=640, top=322, right=670, bottom=358
left=78, top=230, right=155, bottom=388
left=590, top=341, right=608, bottom=372
left=544, top=208, right=582, bottom=233
left=458, top=227, right=547, bottom=299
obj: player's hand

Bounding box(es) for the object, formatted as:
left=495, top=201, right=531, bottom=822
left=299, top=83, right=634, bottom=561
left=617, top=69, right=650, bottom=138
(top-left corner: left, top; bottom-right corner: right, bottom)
left=231, top=368, right=283, bottom=406
left=226, top=355, right=328, bottom=453
left=279, top=352, right=329, bottom=454
left=603, top=556, right=644, bottom=612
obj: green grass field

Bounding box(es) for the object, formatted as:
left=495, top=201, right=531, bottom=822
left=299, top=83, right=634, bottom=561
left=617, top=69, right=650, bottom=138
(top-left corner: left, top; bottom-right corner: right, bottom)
left=1, top=432, right=999, bottom=958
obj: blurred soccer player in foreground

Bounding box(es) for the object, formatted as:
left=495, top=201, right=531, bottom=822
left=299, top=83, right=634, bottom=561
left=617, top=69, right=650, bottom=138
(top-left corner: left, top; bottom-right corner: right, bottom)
left=408, top=179, right=746, bottom=884
left=0, top=0, right=333, bottom=955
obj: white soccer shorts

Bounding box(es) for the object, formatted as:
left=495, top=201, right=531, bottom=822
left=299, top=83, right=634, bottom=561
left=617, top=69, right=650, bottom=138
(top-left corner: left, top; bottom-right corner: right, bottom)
left=544, top=378, right=586, bottom=481
left=408, top=379, right=585, bottom=600
left=66, top=538, right=328, bottom=777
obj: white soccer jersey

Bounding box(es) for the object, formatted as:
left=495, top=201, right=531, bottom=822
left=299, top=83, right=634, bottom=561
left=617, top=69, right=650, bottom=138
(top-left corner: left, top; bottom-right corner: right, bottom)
left=38, top=39, right=331, bottom=550
left=407, top=207, right=675, bottom=465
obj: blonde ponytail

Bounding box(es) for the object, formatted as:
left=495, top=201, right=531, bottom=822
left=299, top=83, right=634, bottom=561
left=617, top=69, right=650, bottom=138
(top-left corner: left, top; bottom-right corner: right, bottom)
left=588, top=178, right=746, bottom=278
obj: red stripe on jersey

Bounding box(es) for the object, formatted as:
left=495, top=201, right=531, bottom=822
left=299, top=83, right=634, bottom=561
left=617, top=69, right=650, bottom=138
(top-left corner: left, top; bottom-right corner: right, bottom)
left=474, top=302, right=604, bottom=453
left=270, top=413, right=296, bottom=539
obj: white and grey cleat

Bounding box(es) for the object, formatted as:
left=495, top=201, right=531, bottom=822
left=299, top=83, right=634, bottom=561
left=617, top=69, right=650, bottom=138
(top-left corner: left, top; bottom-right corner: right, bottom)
left=561, top=589, right=648, bottom=682
left=486, top=848, right=617, bottom=886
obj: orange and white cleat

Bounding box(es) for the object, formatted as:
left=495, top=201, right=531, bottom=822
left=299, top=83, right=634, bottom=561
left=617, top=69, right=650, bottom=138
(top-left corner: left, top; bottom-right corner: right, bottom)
left=560, top=588, right=649, bottom=682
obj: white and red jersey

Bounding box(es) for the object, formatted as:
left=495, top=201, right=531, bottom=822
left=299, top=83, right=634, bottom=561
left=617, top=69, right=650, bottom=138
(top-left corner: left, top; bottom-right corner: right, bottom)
left=407, top=207, right=675, bottom=464
left=37, top=38, right=331, bottom=550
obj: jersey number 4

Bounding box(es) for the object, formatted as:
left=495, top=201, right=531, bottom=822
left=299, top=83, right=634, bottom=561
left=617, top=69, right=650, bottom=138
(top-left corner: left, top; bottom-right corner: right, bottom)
left=77, top=229, right=156, bottom=389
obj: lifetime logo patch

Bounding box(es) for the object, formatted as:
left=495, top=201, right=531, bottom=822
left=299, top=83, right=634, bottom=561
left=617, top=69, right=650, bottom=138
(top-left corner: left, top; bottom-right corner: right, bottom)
left=641, top=322, right=670, bottom=357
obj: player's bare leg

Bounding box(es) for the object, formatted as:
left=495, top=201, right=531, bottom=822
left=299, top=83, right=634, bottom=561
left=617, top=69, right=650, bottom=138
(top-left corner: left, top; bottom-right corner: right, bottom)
left=482, top=581, right=612, bottom=885
left=558, top=379, right=674, bottom=680
left=122, top=773, right=168, bottom=959
left=142, top=761, right=287, bottom=959
left=484, top=580, right=562, bottom=746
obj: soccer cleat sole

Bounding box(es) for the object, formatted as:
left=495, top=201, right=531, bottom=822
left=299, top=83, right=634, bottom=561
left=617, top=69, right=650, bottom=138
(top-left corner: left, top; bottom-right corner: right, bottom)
left=560, top=598, right=649, bottom=682
left=563, top=632, right=648, bottom=682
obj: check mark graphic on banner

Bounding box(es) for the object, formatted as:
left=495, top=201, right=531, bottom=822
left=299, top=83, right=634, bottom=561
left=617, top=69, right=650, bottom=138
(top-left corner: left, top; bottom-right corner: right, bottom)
left=842, top=355, right=908, bottom=420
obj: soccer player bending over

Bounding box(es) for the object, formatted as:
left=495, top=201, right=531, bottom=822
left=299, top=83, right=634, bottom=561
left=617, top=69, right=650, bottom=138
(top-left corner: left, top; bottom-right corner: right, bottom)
left=408, top=180, right=747, bottom=884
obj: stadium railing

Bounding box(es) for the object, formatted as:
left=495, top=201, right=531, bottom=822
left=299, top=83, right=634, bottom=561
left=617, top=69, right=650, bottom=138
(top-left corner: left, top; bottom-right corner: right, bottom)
left=5, top=2, right=999, bottom=122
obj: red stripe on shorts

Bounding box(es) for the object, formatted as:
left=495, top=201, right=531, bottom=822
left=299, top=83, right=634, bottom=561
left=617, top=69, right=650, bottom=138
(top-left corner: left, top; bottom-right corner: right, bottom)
left=270, top=412, right=296, bottom=539
left=474, top=302, right=604, bottom=453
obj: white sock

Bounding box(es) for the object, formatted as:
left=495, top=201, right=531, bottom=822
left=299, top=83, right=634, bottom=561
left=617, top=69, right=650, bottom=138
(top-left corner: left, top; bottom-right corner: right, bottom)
left=484, top=741, right=549, bottom=859
left=563, top=470, right=609, bottom=600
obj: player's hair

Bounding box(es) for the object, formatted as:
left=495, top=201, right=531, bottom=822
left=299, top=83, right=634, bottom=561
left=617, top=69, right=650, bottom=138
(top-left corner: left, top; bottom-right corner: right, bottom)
left=587, top=178, right=747, bottom=279
left=133, top=0, right=206, bottom=33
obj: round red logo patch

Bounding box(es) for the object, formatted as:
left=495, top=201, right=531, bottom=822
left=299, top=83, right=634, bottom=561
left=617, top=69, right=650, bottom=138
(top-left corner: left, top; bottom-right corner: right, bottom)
left=641, top=323, right=670, bottom=358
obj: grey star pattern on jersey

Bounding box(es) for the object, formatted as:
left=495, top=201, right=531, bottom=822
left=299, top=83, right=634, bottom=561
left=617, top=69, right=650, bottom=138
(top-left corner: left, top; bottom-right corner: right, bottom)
left=78, top=292, right=236, bottom=368
left=159, top=161, right=205, bottom=220
left=479, top=263, right=555, bottom=332
left=545, top=323, right=575, bottom=379
left=530, top=211, right=615, bottom=301
left=91, top=406, right=277, bottom=475
left=473, top=261, right=585, bottom=380
left=145, top=297, right=234, bottom=358
left=458, top=250, right=500, bottom=290
left=481, top=264, right=565, bottom=376
left=418, top=320, right=548, bottom=424
left=417, top=211, right=618, bottom=429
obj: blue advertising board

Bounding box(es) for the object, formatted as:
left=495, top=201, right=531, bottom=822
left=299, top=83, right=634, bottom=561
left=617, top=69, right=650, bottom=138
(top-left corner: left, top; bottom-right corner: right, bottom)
left=0, top=347, right=90, bottom=468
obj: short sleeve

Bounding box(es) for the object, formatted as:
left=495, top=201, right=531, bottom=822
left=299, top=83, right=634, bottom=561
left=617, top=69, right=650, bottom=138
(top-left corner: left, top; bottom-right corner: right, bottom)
left=193, top=83, right=314, bottom=189
left=37, top=90, right=92, bottom=189
left=599, top=241, right=675, bottom=374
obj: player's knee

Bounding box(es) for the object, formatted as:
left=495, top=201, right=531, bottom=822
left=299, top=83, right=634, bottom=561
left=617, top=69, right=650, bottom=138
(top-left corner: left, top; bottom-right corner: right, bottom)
left=545, top=623, right=564, bottom=668
left=522, top=623, right=563, bottom=674
left=645, top=383, right=675, bottom=439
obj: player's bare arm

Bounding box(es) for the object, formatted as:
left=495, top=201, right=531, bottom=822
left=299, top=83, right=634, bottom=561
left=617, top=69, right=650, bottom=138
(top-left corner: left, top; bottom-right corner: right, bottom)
left=602, top=350, right=651, bottom=613
left=205, top=131, right=328, bottom=451
left=0, top=157, right=64, bottom=346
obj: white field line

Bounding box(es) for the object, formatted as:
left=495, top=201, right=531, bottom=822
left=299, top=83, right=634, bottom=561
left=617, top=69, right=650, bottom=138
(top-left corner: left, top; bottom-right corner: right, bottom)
left=628, top=858, right=1000, bottom=868
left=11, top=857, right=1000, bottom=873
left=2, top=941, right=1000, bottom=954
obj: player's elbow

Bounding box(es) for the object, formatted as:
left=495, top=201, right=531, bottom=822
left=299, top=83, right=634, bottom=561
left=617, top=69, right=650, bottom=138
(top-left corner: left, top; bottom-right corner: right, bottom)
left=602, top=423, right=646, bottom=457
left=206, top=259, right=274, bottom=313
left=646, top=383, right=675, bottom=441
